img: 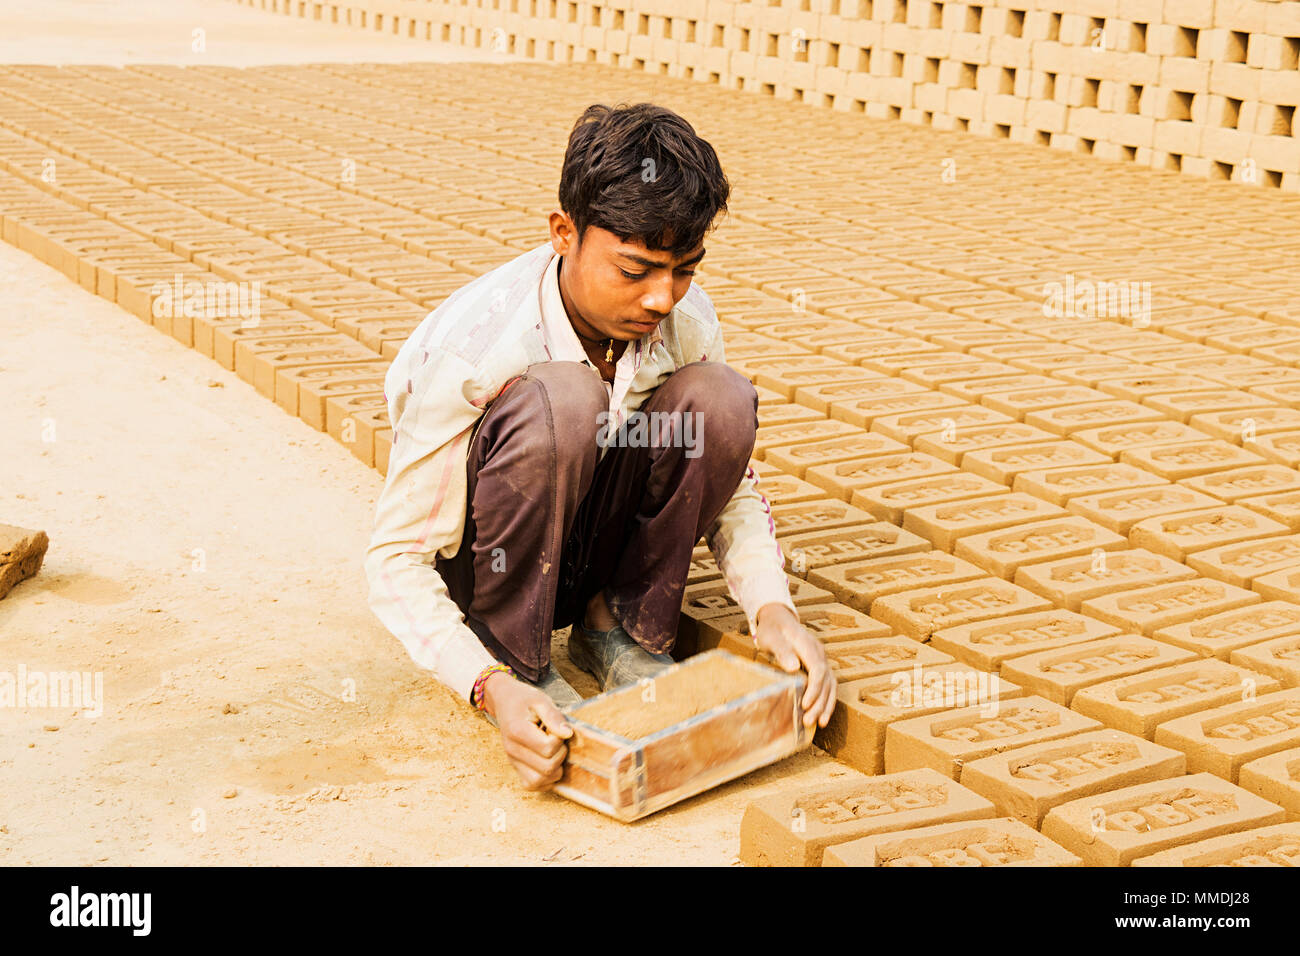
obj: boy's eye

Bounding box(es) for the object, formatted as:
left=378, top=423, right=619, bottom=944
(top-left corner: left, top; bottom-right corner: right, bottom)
left=620, top=269, right=646, bottom=280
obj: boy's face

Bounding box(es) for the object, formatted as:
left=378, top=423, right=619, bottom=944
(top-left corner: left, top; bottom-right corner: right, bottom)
left=548, top=210, right=706, bottom=342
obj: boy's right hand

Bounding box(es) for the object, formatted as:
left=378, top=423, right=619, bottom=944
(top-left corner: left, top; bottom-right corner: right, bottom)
left=482, top=672, right=574, bottom=790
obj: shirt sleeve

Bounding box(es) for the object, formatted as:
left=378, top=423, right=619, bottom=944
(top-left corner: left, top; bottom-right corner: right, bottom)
left=363, top=346, right=502, bottom=703
left=699, top=321, right=800, bottom=636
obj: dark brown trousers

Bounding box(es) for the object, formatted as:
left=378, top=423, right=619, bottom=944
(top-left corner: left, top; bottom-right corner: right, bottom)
left=435, top=360, right=758, bottom=683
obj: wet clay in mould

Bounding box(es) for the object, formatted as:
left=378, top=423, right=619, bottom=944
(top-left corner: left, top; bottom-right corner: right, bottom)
left=571, top=656, right=778, bottom=740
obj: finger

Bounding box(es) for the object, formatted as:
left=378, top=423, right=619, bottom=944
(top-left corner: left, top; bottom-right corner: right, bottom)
left=502, top=732, right=563, bottom=776
left=813, top=674, right=836, bottom=728
left=801, top=658, right=828, bottom=711
left=531, top=700, right=574, bottom=739
left=515, top=719, right=567, bottom=759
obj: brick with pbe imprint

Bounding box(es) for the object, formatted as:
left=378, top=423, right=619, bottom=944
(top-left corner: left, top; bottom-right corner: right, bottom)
left=680, top=575, right=833, bottom=619
left=913, top=422, right=1058, bottom=465
left=1066, top=485, right=1224, bottom=535
left=1131, top=822, right=1300, bottom=866
left=1231, top=635, right=1300, bottom=689
left=801, top=636, right=953, bottom=683
left=869, top=405, right=1012, bottom=444
left=1014, top=548, right=1197, bottom=611
left=1081, top=578, right=1262, bottom=636
left=1013, top=463, right=1167, bottom=507
left=752, top=419, right=862, bottom=463
left=938, top=373, right=1059, bottom=404
left=1238, top=749, right=1300, bottom=820
left=1187, top=535, right=1300, bottom=589
left=1238, top=490, right=1300, bottom=532
left=805, top=452, right=958, bottom=499
left=1098, top=374, right=1226, bottom=402
left=816, top=665, right=1026, bottom=774
left=750, top=470, right=825, bottom=505
left=738, top=769, right=997, bottom=867
left=1129, top=506, right=1289, bottom=560
left=1000, top=636, right=1196, bottom=706
left=1072, top=659, right=1278, bottom=739
left=884, top=694, right=1101, bottom=779
left=1182, top=464, right=1300, bottom=503
left=869, top=579, right=1053, bottom=642
left=1252, top=432, right=1300, bottom=469
left=823, top=817, right=1082, bottom=867
left=851, top=472, right=1008, bottom=524
left=1155, top=601, right=1300, bottom=660
left=763, top=432, right=909, bottom=478
left=903, top=493, right=1066, bottom=552
left=1252, top=566, right=1300, bottom=603
left=828, top=390, right=967, bottom=430
left=1022, top=400, right=1164, bottom=437
left=1040, top=772, right=1286, bottom=867
left=809, top=551, right=988, bottom=611
left=769, top=498, right=881, bottom=536
left=959, top=729, right=1187, bottom=828
left=960, top=440, right=1112, bottom=485
left=1122, top=439, right=1268, bottom=481
left=931, top=610, right=1123, bottom=672
left=1143, top=389, right=1274, bottom=423
left=980, top=385, right=1112, bottom=419
left=780, top=522, right=930, bottom=575
left=1190, top=407, right=1300, bottom=442
left=797, top=376, right=928, bottom=415
left=954, top=516, right=1127, bottom=580
left=1154, top=688, right=1300, bottom=782
left=1070, top=420, right=1206, bottom=457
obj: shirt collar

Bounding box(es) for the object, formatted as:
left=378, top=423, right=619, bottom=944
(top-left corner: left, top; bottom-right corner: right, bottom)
left=541, top=251, right=666, bottom=357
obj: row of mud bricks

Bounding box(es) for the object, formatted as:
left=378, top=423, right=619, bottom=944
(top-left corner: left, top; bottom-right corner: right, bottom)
left=3, top=62, right=1300, bottom=864
left=234, top=0, right=1300, bottom=190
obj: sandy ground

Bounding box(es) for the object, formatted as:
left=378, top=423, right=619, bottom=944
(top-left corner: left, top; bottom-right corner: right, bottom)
left=0, top=0, right=520, bottom=66
left=0, top=225, right=847, bottom=866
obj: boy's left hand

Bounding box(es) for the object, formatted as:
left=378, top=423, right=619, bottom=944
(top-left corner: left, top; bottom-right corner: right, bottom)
left=753, top=603, right=836, bottom=729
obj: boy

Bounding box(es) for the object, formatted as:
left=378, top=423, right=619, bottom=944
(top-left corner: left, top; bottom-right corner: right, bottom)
left=364, top=102, right=835, bottom=791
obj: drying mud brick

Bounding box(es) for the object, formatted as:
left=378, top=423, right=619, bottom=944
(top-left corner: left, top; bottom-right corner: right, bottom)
left=1071, top=421, right=1207, bottom=457
left=955, top=517, right=1127, bottom=581
left=822, top=818, right=1082, bottom=867
left=1238, top=749, right=1300, bottom=820
left=780, top=524, right=929, bottom=577
left=1155, top=602, right=1300, bottom=660
left=273, top=360, right=388, bottom=423
left=903, top=493, right=1067, bottom=552
left=830, top=391, right=967, bottom=431
left=960, top=441, right=1111, bottom=486
left=1122, top=440, right=1268, bottom=482
left=1238, top=490, right=1300, bottom=532
left=0, top=524, right=49, bottom=600
left=1144, top=389, right=1275, bottom=423
left=680, top=577, right=832, bottom=620
left=869, top=405, right=1012, bottom=445
left=1187, top=535, right=1300, bottom=589
left=339, top=407, right=390, bottom=468
left=1000, top=637, right=1197, bottom=707
left=768, top=499, right=882, bottom=538
left=1253, top=432, right=1300, bottom=469
left=796, top=377, right=928, bottom=415
left=1182, top=465, right=1300, bottom=503
left=959, top=729, right=1187, bottom=829
left=1014, top=549, right=1197, bottom=612
left=751, top=419, right=862, bottom=462
left=809, top=552, right=987, bottom=611
left=981, top=385, right=1112, bottom=420
left=885, top=695, right=1101, bottom=780
left=1191, top=407, right=1300, bottom=442
left=1154, top=689, right=1300, bottom=782
left=687, top=544, right=723, bottom=585
left=204, top=320, right=327, bottom=368
left=1072, top=660, right=1278, bottom=740
left=789, top=603, right=894, bottom=644
left=1131, top=822, right=1300, bottom=866
left=816, top=665, right=1025, bottom=774
left=738, top=769, right=996, bottom=867
left=749, top=471, right=825, bottom=505
left=1251, top=566, right=1300, bottom=603
left=805, top=453, right=958, bottom=500
left=1080, top=579, right=1262, bottom=636
left=913, top=423, right=1058, bottom=466
left=1231, top=635, right=1300, bottom=688
left=1040, top=773, right=1286, bottom=867
left=1023, top=400, right=1165, bottom=437
left=931, top=610, right=1123, bottom=672
left=763, top=432, right=909, bottom=479
left=812, top=637, right=954, bottom=683
left=850, top=472, right=1008, bottom=525
left=939, top=373, right=1059, bottom=403
left=1013, top=464, right=1168, bottom=506
left=871, top=580, right=1054, bottom=643
left=1066, top=486, right=1225, bottom=536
